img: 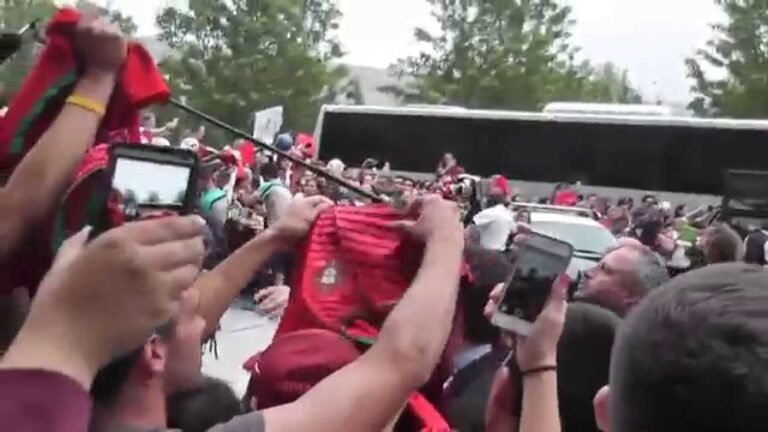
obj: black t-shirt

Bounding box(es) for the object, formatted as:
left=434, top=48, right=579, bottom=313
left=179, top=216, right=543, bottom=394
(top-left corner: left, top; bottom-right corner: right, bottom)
left=444, top=351, right=506, bottom=432
left=207, top=411, right=265, bottom=432
left=744, top=230, right=768, bottom=265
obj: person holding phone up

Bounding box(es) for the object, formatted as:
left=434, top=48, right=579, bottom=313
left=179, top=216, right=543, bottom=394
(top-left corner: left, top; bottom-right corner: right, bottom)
left=0, top=15, right=126, bottom=262
left=484, top=276, right=568, bottom=432
left=0, top=14, right=128, bottom=355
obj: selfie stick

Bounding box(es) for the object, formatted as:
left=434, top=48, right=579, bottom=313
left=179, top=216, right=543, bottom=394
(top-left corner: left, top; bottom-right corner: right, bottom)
left=167, top=98, right=383, bottom=203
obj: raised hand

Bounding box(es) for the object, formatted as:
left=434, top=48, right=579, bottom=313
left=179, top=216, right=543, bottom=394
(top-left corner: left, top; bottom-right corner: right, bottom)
left=254, top=285, right=290, bottom=317
left=392, top=194, right=463, bottom=245
left=3, top=216, right=206, bottom=389
left=268, top=196, right=333, bottom=245
left=75, top=14, right=127, bottom=75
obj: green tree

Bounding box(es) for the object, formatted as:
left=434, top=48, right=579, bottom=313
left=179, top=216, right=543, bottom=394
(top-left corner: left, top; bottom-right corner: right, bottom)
left=0, top=0, right=56, bottom=101
left=388, top=0, right=584, bottom=109
left=686, top=0, right=768, bottom=117
left=387, top=1, right=642, bottom=109
left=581, top=62, right=643, bottom=104
left=147, top=191, right=160, bottom=204
left=76, top=0, right=138, bottom=36
left=318, top=75, right=365, bottom=105
left=156, top=0, right=346, bottom=140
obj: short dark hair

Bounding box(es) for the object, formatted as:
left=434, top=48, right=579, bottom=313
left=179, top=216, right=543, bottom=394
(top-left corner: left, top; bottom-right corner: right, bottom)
left=558, top=302, right=621, bottom=432
left=260, top=162, right=279, bottom=180
left=610, top=263, right=768, bottom=432
left=460, top=248, right=514, bottom=344
left=485, top=191, right=506, bottom=207
left=743, top=230, right=768, bottom=265
left=167, top=376, right=243, bottom=432
left=90, top=321, right=177, bottom=406
left=509, top=302, right=621, bottom=431
left=705, top=223, right=743, bottom=264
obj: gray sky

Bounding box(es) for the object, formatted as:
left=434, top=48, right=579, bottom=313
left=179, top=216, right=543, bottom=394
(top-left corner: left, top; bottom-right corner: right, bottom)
left=337, top=0, right=724, bottom=103
left=87, top=0, right=724, bottom=103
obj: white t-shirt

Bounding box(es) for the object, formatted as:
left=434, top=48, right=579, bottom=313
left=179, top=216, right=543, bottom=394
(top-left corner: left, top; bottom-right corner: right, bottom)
left=472, top=204, right=516, bottom=251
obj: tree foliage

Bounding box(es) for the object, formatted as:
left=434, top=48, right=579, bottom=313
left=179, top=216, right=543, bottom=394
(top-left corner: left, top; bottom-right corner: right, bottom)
left=582, top=62, right=643, bottom=104
left=156, top=0, right=347, bottom=139
left=388, top=0, right=641, bottom=109
left=0, top=0, right=138, bottom=102
left=76, top=0, right=139, bottom=36
left=687, top=0, right=768, bottom=117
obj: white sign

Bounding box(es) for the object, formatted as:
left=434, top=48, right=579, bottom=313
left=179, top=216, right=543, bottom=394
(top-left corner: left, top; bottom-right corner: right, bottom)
left=253, top=106, right=284, bottom=145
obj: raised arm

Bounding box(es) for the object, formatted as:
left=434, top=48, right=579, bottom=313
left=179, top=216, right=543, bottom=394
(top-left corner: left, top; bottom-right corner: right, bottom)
left=194, top=196, right=333, bottom=339
left=262, top=196, right=464, bottom=432
left=0, top=17, right=126, bottom=261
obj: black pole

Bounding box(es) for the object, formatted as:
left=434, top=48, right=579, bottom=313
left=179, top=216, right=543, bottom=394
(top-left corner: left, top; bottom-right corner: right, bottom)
left=168, top=98, right=382, bottom=203
left=3, top=20, right=381, bottom=202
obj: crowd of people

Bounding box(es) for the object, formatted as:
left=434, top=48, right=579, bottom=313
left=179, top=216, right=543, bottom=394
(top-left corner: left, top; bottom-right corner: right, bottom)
left=0, top=12, right=767, bottom=432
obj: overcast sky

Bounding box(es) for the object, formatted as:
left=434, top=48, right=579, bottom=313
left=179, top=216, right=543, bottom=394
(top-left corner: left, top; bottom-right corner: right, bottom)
left=336, top=0, right=724, bottom=103
left=106, top=0, right=725, bottom=103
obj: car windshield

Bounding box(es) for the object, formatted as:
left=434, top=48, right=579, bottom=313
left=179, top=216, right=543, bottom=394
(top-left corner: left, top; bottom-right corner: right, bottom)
left=531, top=220, right=617, bottom=255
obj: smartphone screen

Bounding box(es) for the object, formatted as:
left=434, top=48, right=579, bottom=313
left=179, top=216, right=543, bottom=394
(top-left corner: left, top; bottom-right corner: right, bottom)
left=493, top=233, right=573, bottom=335
left=112, top=157, right=192, bottom=209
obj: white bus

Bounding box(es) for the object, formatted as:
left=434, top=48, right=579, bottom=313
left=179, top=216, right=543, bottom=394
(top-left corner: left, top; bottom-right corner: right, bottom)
left=313, top=104, right=768, bottom=199
left=543, top=102, right=675, bottom=117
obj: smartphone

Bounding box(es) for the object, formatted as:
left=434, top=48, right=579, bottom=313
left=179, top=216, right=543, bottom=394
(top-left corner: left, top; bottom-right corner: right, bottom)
left=91, top=144, right=200, bottom=237
left=492, top=232, right=573, bottom=336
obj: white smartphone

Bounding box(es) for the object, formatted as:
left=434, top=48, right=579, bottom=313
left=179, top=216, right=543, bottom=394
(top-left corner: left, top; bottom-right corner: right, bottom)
left=492, top=232, right=573, bottom=336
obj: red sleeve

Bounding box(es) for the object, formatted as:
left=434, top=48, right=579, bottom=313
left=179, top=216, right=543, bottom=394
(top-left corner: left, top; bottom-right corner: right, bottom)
left=0, top=369, right=92, bottom=432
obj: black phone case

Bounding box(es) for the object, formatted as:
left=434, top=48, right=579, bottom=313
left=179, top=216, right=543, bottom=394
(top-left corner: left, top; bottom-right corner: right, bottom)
left=90, top=143, right=200, bottom=240
left=500, top=231, right=574, bottom=322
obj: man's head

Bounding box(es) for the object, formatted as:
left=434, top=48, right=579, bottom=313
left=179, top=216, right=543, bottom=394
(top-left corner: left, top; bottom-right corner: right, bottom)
left=141, top=112, right=156, bottom=129
left=700, top=223, right=744, bottom=264
left=195, top=125, right=206, bottom=140
left=577, top=244, right=668, bottom=316
left=398, top=177, right=416, bottom=194
left=558, top=303, right=621, bottom=432
left=585, top=193, right=598, bottom=207
left=326, top=158, right=345, bottom=176
left=167, top=376, right=242, bottom=432
left=594, top=263, right=768, bottom=432
left=460, top=248, right=514, bottom=345
left=279, top=157, right=292, bottom=171
left=260, top=162, right=280, bottom=181
left=301, top=178, right=319, bottom=197
left=91, top=290, right=206, bottom=408
left=617, top=197, right=633, bottom=210
left=212, top=167, right=232, bottom=190
left=641, top=194, right=657, bottom=206
left=485, top=190, right=507, bottom=207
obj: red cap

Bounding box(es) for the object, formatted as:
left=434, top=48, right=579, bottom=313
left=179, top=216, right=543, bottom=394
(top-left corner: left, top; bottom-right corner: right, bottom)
left=249, top=329, right=362, bottom=409
left=490, top=175, right=511, bottom=198
left=245, top=328, right=452, bottom=431
left=554, top=190, right=578, bottom=206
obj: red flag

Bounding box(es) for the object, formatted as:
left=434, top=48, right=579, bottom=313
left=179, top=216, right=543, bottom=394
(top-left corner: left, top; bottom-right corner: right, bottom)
left=0, top=8, right=170, bottom=296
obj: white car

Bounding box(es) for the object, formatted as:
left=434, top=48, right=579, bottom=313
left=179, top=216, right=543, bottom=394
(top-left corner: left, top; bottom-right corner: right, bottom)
left=525, top=210, right=618, bottom=277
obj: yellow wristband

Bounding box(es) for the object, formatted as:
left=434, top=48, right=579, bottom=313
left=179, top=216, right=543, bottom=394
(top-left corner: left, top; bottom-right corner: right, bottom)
left=65, top=94, right=106, bottom=117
